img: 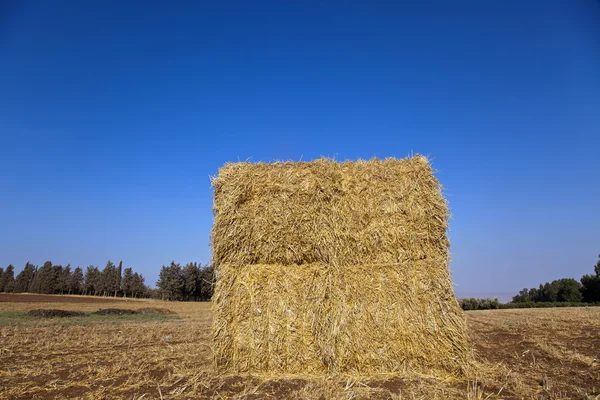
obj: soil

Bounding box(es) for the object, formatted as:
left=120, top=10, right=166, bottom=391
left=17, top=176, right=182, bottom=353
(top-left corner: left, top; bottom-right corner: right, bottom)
left=92, top=308, right=139, bottom=315
left=26, top=309, right=86, bottom=318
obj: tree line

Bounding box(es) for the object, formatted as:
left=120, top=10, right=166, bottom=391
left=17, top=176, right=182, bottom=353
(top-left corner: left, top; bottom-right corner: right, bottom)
left=460, top=254, right=600, bottom=310
left=155, top=262, right=215, bottom=301
left=511, top=254, right=600, bottom=304
left=0, top=260, right=215, bottom=301
left=459, top=297, right=500, bottom=310
left=0, top=261, right=148, bottom=297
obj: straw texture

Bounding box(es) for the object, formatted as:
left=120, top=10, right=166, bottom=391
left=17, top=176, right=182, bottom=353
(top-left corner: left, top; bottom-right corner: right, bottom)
left=211, top=156, right=470, bottom=375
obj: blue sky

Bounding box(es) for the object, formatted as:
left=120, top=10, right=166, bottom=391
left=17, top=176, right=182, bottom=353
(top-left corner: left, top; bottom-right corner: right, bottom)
left=1, top=1, right=599, bottom=300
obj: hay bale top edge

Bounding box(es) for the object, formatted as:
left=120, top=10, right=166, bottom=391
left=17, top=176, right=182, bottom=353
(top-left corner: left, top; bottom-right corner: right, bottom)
left=211, top=154, right=434, bottom=187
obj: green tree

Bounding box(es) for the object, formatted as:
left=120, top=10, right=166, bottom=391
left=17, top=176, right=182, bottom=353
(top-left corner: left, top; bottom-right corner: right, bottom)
left=539, top=282, right=558, bottom=302
left=0, top=268, right=4, bottom=291
left=581, top=254, right=600, bottom=303
left=528, top=287, right=539, bottom=302
left=100, top=261, right=120, bottom=296
left=157, top=262, right=184, bottom=300
left=13, top=262, right=36, bottom=293
left=555, top=278, right=583, bottom=302
left=512, top=288, right=530, bottom=303
left=84, top=265, right=102, bottom=295
left=69, top=267, right=84, bottom=294
left=580, top=274, right=600, bottom=303
left=523, top=279, right=583, bottom=303
left=0, top=265, right=15, bottom=292
left=115, top=261, right=123, bottom=297
left=121, top=267, right=134, bottom=297
left=59, top=265, right=72, bottom=294
left=199, top=264, right=215, bottom=301
left=29, top=261, right=55, bottom=294
left=51, top=264, right=64, bottom=294
left=183, top=262, right=201, bottom=300
left=130, top=272, right=146, bottom=298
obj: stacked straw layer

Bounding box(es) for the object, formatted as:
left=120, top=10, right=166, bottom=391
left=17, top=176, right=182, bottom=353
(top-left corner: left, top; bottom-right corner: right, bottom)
left=211, top=156, right=471, bottom=375
left=212, top=156, right=449, bottom=267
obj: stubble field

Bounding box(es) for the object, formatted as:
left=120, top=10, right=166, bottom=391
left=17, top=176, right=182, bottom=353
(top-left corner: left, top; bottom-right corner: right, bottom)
left=0, top=293, right=598, bottom=399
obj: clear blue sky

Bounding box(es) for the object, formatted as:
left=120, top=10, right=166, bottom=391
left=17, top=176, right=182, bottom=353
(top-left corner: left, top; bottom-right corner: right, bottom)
left=1, top=1, right=599, bottom=300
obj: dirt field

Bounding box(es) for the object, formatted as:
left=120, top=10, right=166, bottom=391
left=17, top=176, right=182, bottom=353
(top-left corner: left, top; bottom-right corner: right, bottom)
left=0, top=294, right=598, bottom=399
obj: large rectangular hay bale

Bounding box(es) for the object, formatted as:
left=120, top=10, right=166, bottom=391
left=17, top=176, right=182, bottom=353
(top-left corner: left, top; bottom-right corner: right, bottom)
left=211, top=156, right=471, bottom=375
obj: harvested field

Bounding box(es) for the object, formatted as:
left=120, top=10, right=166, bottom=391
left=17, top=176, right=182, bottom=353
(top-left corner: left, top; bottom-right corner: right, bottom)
left=0, top=294, right=598, bottom=399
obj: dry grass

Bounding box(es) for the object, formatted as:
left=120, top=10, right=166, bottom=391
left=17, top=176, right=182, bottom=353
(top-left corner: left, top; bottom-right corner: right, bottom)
left=212, top=156, right=470, bottom=375
left=1, top=294, right=599, bottom=399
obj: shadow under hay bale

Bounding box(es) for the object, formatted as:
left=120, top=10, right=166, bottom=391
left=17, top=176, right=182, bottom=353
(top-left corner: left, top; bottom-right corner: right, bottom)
left=211, top=155, right=472, bottom=376
left=27, top=309, right=86, bottom=318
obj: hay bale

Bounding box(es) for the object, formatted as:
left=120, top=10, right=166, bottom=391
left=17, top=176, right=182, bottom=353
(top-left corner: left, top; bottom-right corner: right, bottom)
left=213, top=263, right=329, bottom=374
left=212, top=156, right=448, bottom=267
left=211, top=156, right=471, bottom=375
left=327, top=259, right=471, bottom=374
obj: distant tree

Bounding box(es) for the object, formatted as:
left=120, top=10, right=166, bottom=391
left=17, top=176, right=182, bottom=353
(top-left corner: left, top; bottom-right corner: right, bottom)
left=29, top=261, right=56, bottom=294
left=145, top=287, right=160, bottom=299
left=121, top=267, right=134, bottom=297
left=0, top=265, right=15, bottom=292
left=13, top=262, right=36, bottom=293
left=183, top=262, right=201, bottom=300
left=116, top=261, right=123, bottom=297
left=512, top=288, right=530, bottom=303
left=130, top=272, right=146, bottom=298
left=51, top=264, right=64, bottom=294
left=581, top=254, right=600, bottom=303
left=84, top=265, right=102, bottom=295
left=538, top=282, right=558, bottom=302
left=580, top=274, right=600, bottom=303
left=199, top=264, right=215, bottom=301
left=0, top=268, right=4, bottom=291
left=154, top=262, right=215, bottom=301
left=513, top=278, right=584, bottom=304
left=69, top=267, right=84, bottom=294
left=459, top=298, right=500, bottom=310
left=58, top=264, right=72, bottom=294
left=157, top=262, right=184, bottom=300
left=555, top=278, right=583, bottom=302
left=29, top=262, right=43, bottom=293
left=528, top=287, right=539, bottom=302
left=100, top=261, right=120, bottom=296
